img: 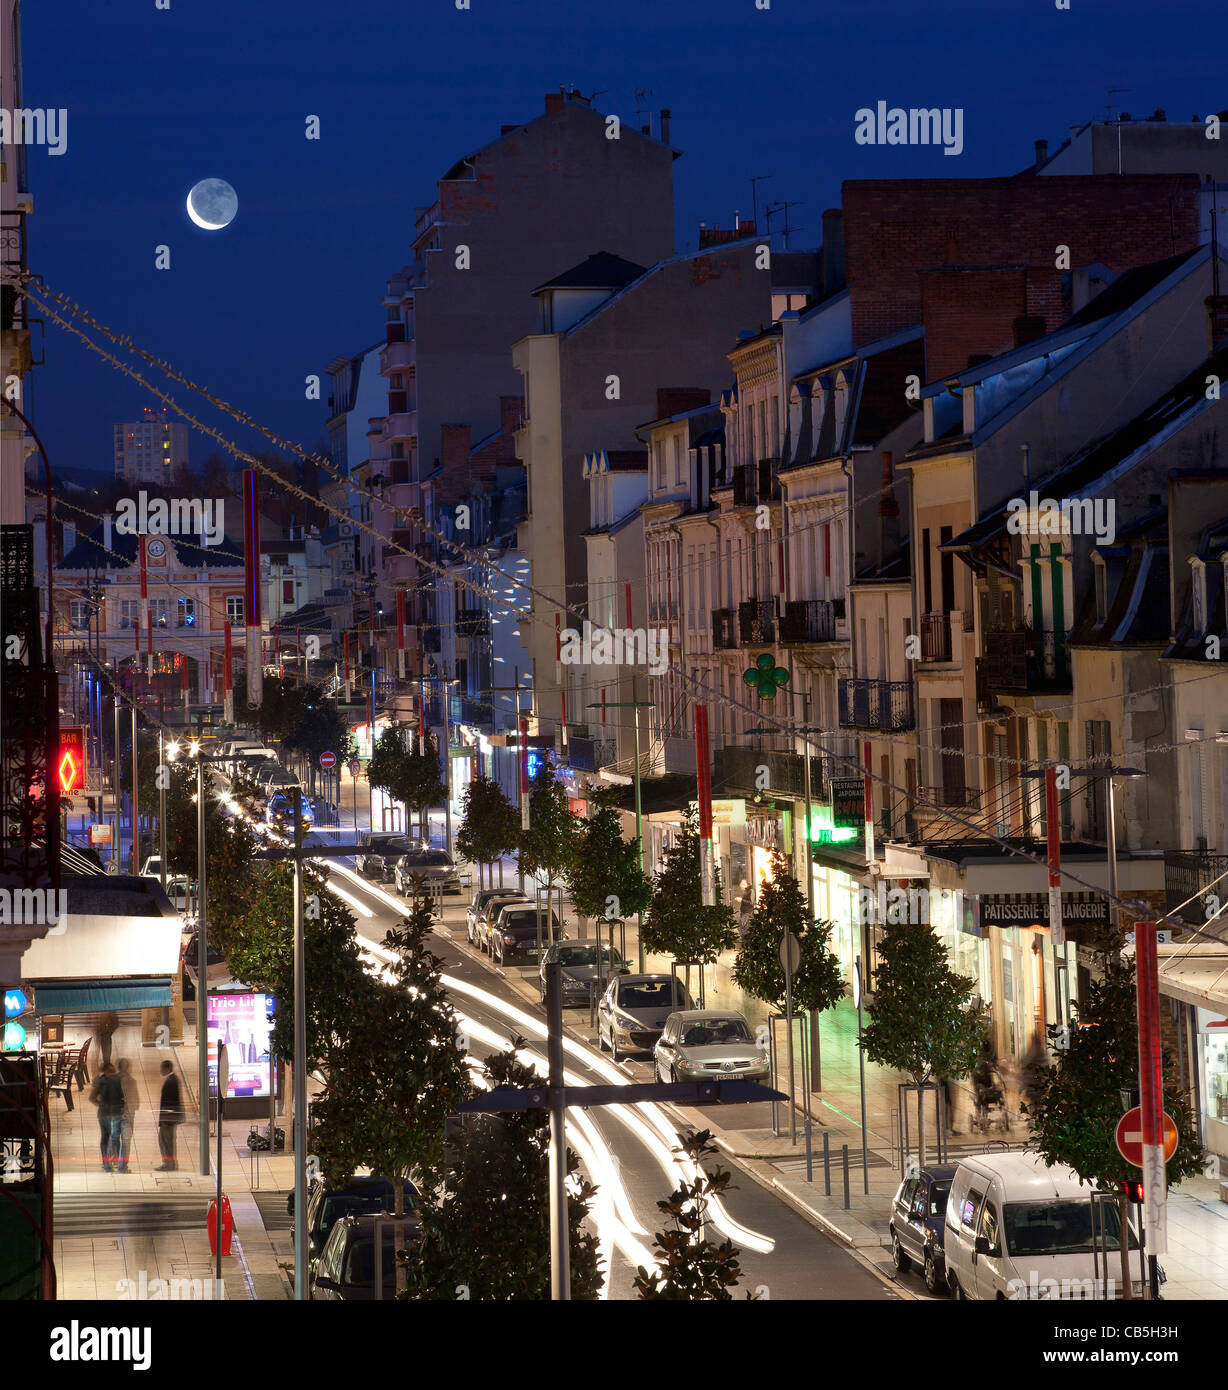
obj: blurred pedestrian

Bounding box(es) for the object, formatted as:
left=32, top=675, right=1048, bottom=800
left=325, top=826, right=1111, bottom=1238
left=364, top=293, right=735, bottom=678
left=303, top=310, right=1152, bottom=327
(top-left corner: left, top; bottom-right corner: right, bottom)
left=157, top=1060, right=183, bottom=1171
left=92, top=1010, right=119, bottom=1070
left=116, top=1058, right=139, bottom=1173
left=88, top=1063, right=124, bottom=1172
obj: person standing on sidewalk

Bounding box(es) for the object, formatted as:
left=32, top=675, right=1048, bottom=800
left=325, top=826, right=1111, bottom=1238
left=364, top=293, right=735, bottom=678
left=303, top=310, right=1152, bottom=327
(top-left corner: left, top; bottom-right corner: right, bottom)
left=116, top=1058, right=139, bottom=1172
left=88, top=1063, right=124, bottom=1172
left=157, top=1060, right=183, bottom=1171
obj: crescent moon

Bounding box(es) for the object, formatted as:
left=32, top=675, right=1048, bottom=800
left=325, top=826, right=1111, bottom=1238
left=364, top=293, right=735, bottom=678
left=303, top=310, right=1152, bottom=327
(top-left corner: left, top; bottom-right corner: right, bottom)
left=186, top=178, right=238, bottom=231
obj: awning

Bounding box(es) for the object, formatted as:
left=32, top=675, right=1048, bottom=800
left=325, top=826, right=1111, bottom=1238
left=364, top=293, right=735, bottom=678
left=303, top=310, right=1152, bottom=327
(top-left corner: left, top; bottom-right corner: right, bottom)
left=33, top=980, right=173, bottom=1014
left=1157, top=951, right=1228, bottom=1012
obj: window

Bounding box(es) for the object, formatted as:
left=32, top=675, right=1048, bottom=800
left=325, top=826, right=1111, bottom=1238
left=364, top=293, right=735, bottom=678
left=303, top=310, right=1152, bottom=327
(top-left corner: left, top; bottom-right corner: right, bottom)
left=978, top=1201, right=1001, bottom=1255
left=69, top=599, right=91, bottom=630
left=150, top=598, right=169, bottom=628
left=226, top=595, right=244, bottom=625
left=177, top=598, right=195, bottom=627
left=1192, top=559, right=1207, bottom=634
left=1093, top=558, right=1107, bottom=625
left=283, top=579, right=295, bottom=604
left=119, top=599, right=139, bottom=629
left=959, top=1189, right=984, bottom=1229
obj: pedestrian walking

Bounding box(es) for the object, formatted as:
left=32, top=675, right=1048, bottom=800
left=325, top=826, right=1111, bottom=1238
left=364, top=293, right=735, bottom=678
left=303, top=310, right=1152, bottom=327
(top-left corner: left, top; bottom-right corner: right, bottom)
left=938, top=1074, right=960, bottom=1136
left=157, top=1060, right=184, bottom=1171
left=92, top=1010, right=119, bottom=1070
left=116, top=1058, right=139, bottom=1173
left=88, top=1063, right=124, bottom=1171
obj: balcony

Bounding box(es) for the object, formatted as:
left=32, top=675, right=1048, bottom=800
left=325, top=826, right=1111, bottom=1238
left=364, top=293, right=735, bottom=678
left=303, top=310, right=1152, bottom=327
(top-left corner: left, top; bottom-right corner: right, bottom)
left=976, top=628, right=1071, bottom=695
left=712, top=608, right=738, bottom=650
left=838, top=678, right=915, bottom=732
left=456, top=608, right=490, bottom=639
left=738, top=598, right=776, bottom=646
left=568, top=734, right=617, bottom=772
left=919, top=612, right=952, bottom=663
left=1164, top=850, right=1228, bottom=927
left=780, top=598, right=844, bottom=645
left=712, top=746, right=827, bottom=802
left=380, top=339, right=416, bottom=374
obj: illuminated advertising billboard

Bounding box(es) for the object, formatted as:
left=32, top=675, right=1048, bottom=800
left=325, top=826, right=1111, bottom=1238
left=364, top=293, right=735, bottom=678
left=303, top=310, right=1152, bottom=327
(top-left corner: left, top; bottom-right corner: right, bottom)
left=207, top=992, right=275, bottom=1099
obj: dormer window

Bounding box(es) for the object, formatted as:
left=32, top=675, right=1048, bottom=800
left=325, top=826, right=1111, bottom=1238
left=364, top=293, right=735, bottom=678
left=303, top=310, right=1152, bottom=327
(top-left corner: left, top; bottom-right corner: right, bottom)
left=1191, top=557, right=1207, bottom=635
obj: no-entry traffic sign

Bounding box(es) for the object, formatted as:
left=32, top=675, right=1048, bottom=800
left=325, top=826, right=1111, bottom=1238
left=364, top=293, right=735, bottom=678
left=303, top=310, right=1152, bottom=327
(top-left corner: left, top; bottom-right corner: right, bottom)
left=1115, top=1106, right=1177, bottom=1168
left=319, top=750, right=337, bottom=770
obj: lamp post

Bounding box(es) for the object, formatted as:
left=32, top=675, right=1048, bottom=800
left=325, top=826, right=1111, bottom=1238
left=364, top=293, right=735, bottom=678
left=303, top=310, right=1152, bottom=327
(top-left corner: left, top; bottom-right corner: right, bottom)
left=588, top=692, right=654, bottom=973
left=191, top=747, right=232, bottom=1177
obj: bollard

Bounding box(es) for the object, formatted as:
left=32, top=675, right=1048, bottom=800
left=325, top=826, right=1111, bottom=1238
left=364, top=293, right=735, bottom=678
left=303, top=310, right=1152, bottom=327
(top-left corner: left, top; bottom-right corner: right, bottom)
left=823, top=1129, right=831, bottom=1196
left=842, top=1144, right=850, bottom=1210
left=804, top=1116, right=813, bottom=1183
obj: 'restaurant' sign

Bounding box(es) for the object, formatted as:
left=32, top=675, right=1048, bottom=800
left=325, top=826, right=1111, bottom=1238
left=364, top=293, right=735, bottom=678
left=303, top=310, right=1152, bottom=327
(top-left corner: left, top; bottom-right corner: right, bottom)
left=830, top=778, right=865, bottom=829
left=978, top=891, right=1109, bottom=929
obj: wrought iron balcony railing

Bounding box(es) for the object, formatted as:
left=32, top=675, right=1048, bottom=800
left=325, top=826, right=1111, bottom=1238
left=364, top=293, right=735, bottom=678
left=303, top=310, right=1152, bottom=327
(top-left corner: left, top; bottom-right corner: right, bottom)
left=919, top=612, right=952, bottom=663
left=977, top=627, right=1071, bottom=694
left=738, top=598, right=776, bottom=646
left=712, top=608, right=738, bottom=650
left=838, top=678, right=915, bottom=732
left=1164, top=849, right=1228, bottom=926
left=780, top=598, right=845, bottom=645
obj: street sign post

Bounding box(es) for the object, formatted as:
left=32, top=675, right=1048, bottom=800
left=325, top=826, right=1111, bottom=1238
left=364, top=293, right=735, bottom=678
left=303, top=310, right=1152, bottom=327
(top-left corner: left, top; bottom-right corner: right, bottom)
left=779, top=930, right=801, bottom=1146
left=216, top=1041, right=228, bottom=1296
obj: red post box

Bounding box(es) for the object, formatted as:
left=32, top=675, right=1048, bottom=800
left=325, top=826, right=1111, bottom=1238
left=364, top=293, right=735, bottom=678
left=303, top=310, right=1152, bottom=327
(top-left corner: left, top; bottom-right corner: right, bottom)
left=207, top=1195, right=233, bottom=1257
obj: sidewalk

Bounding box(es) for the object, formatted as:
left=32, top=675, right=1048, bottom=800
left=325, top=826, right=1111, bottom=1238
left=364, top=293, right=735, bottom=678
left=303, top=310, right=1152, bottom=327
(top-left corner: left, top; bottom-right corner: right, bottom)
left=48, top=1014, right=291, bottom=1301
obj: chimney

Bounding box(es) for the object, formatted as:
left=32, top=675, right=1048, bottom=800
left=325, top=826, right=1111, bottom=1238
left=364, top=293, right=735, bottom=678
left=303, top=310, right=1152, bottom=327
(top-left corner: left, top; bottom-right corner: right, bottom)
left=499, top=394, right=525, bottom=438
left=821, top=209, right=846, bottom=295
left=545, top=92, right=564, bottom=116
left=1208, top=295, right=1228, bottom=350
left=103, top=513, right=112, bottom=553
left=660, top=108, right=671, bottom=144
left=1034, top=138, right=1048, bottom=166
left=438, top=424, right=472, bottom=507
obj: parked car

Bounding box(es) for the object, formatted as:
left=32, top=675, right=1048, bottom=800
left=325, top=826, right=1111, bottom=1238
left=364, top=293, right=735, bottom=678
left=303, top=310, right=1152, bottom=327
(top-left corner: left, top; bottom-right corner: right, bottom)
left=296, top=1175, right=419, bottom=1267
left=466, top=889, right=522, bottom=947
left=475, top=895, right=529, bottom=954
left=140, top=855, right=162, bottom=879
left=943, top=1150, right=1153, bottom=1301
left=266, top=790, right=314, bottom=829
left=538, top=939, right=625, bottom=1003
left=393, top=849, right=462, bottom=897
left=354, top=833, right=416, bottom=880
left=889, top=1164, right=956, bottom=1295
left=597, top=973, right=690, bottom=1059
left=310, top=1213, right=419, bottom=1301
left=490, top=903, right=564, bottom=967
left=652, top=1010, right=769, bottom=1083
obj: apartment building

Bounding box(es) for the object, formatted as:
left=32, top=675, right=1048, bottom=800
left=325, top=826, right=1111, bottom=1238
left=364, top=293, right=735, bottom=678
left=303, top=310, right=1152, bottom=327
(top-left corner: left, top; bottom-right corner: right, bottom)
left=113, top=410, right=190, bottom=487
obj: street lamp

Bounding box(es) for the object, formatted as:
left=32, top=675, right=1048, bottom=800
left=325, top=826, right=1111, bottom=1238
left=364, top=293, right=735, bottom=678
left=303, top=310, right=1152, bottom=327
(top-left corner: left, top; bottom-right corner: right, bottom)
left=588, top=691, right=654, bottom=973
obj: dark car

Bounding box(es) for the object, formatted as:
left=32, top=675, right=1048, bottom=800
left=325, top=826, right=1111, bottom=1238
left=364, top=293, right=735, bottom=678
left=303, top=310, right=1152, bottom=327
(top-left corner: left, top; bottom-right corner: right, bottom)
left=466, top=889, right=521, bottom=947
left=310, top=1213, right=419, bottom=1301
left=297, top=1175, right=420, bottom=1267
left=539, top=940, right=627, bottom=1006
left=597, top=974, right=690, bottom=1059
left=490, top=903, right=563, bottom=966
left=353, top=833, right=416, bottom=881
left=889, top=1164, right=956, bottom=1295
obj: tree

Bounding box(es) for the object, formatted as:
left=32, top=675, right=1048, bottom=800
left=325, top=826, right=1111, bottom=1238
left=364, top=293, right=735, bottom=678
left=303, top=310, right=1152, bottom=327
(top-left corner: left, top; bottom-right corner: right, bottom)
left=642, top=810, right=738, bottom=995
left=455, top=776, right=519, bottom=889
left=861, top=922, right=982, bottom=1168
left=401, top=1041, right=603, bottom=1300
left=564, top=791, right=651, bottom=929
left=518, top=760, right=580, bottom=942
left=734, top=850, right=845, bottom=1015
left=224, top=860, right=368, bottom=1080
left=402, top=732, right=447, bottom=842
left=634, top=1131, right=750, bottom=1300
left=312, top=886, right=471, bottom=1293
left=1024, top=937, right=1203, bottom=1296
left=366, top=727, right=414, bottom=809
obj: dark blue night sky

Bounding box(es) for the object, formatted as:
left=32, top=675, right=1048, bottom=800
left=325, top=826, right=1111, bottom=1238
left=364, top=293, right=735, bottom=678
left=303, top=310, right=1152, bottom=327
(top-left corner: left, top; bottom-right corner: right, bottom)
left=21, top=0, right=1224, bottom=474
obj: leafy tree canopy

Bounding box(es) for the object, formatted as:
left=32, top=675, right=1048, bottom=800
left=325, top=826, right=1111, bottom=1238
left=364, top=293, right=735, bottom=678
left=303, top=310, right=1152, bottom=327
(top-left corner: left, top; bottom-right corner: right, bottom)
left=642, top=810, right=738, bottom=966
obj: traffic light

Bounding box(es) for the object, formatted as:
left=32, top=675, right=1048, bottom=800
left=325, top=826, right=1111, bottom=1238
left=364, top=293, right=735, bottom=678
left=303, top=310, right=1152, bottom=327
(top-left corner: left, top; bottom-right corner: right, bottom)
left=57, top=728, right=86, bottom=794
left=743, top=653, right=790, bottom=700
left=1120, top=1179, right=1144, bottom=1204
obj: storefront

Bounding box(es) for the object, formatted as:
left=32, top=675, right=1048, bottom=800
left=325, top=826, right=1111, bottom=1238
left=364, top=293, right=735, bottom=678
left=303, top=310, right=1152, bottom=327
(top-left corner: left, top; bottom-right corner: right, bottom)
left=1197, top=1009, right=1228, bottom=1161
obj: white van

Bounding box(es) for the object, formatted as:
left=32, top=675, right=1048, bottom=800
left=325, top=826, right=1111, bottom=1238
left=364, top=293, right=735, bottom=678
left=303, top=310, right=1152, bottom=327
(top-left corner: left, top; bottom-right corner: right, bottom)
left=943, top=1151, right=1147, bottom=1300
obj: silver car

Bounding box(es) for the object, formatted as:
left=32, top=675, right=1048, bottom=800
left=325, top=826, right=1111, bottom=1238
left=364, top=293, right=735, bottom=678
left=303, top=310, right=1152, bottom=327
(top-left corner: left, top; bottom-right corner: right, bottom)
left=394, top=849, right=461, bottom=897
left=653, top=1010, right=770, bottom=1084
left=597, top=974, right=691, bottom=1060
left=466, top=889, right=522, bottom=947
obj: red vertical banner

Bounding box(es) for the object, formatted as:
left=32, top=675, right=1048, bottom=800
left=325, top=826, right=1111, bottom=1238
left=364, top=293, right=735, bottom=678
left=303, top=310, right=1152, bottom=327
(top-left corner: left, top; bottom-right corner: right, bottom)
left=1135, top=920, right=1168, bottom=1253
left=223, top=621, right=233, bottom=690
left=560, top=687, right=568, bottom=745
left=863, top=738, right=876, bottom=868
left=695, top=703, right=714, bottom=907
left=1045, top=767, right=1063, bottom=947
left=555, top=611, right=561, bottom=663
left=418, top=673, right=427, bottom=740
left=519, top=715, right=531, bottom=831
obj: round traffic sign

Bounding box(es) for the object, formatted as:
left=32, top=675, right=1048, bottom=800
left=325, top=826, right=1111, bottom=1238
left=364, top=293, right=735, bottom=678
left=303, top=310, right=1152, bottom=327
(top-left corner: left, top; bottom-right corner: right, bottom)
left=348, top=758, right=361, bottom=778
left=319, top=750, right=337, bottom=770
left=779, top=931, right=802, bottom=976
left=1115, top=1106, right=1178, bottom=1168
